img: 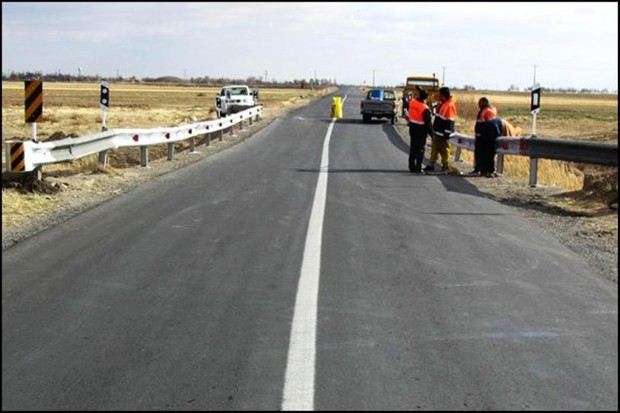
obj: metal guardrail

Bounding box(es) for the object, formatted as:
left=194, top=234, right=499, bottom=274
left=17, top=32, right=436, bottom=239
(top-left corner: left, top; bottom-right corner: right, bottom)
left=450, top=132, right=617, bottom=186
left=5, top=106, right=263, bottom=172
left=451, top=133, right=618, bottom=166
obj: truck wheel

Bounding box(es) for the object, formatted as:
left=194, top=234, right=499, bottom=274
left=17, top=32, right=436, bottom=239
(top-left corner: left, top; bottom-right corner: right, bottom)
left=391, top=115, right=397, bottom=124
left=363, top=115, right=371, bottom=123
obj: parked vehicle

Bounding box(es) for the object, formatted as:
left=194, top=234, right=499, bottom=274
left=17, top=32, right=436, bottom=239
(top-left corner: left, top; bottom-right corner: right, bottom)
left=401, top=75, right=440, bottom=116
left=215, top=85, right=259, bottom=118
left=360, top=89, right=400, bottom=124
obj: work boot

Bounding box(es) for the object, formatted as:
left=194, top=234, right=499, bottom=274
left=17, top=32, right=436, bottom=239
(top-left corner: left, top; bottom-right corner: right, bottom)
left=423, top=164, right=435, bottom=172
left=441, top=165, right=449, bottom=172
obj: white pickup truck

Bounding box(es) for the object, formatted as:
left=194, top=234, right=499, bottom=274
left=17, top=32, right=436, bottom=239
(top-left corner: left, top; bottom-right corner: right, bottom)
left=215, top=85, right=259, bottom=118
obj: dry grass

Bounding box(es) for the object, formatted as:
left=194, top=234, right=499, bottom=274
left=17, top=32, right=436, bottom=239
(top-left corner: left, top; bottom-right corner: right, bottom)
left=453, top=90, right=617, bottom=142
left=1, top=189, right=54, bottom=227
left=2, top=82, right=616, bottom=194
left=447, top=90, right=617, bottom=192
left=1, top=81, right=320, bottom=139
left=392, top=88, right=617, bottom=193
left=2, top=81, right=325, bottom=172
left=1, top=83, right=336, bottom=231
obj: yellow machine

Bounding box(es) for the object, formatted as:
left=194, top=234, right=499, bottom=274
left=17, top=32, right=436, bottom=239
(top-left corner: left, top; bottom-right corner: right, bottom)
left=401, top=75, right=440, bottom=115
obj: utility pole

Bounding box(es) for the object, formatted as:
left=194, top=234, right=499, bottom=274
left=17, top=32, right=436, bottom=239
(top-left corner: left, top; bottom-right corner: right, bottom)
left=372, top=69, right=375, bottom=87
left=265, top=70, right=268, bottom=84
left=532, top=64, right=537, bottom=85
left=442, top=66, right=446, bottom=86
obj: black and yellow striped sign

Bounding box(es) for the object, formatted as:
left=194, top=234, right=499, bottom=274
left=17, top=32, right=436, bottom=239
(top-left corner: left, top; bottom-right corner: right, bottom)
left=10, top=142, right=26, bottom=172
left=24, top=80, right=43, bottom=123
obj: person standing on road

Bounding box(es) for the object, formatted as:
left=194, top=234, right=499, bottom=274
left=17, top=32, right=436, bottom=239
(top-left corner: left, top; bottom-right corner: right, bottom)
left=474, top=115, right=503, bottom=177
left=424, top=87, right=457, bottom=172
left=407, top=88, right=433, bottom=173
left=471, top=97, right=498, bottom=175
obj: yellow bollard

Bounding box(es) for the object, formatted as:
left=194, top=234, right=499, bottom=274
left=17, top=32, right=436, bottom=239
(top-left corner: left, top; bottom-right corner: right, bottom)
left=331, top=96, right=343, bottom=119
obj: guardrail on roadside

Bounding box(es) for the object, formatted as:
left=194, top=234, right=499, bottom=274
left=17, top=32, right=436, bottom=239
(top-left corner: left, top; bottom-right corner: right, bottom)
left=5, top=106, right=263, bottom=173
left=450, top=133, right=618, bottom=186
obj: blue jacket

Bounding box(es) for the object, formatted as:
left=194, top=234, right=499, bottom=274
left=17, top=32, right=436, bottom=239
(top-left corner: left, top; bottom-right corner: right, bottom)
left=475, top=118, right=503, bottom=139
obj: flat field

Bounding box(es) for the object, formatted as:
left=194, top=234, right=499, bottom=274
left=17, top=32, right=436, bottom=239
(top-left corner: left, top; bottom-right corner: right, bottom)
left=2, top=81, right=320, bottom=140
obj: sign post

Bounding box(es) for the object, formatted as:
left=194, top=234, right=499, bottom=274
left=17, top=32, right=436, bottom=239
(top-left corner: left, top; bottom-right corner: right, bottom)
left=100, top=81, right=110, bottom=131
left=529, top=86, right=541, bottom=187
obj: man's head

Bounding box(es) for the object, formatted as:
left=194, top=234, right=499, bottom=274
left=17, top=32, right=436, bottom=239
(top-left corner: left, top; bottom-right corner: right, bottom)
left=439, top=87, right=451, bottom=101
left=416, top=89, right=429, bottom=101
left=478, top=97, right=490, bottom=109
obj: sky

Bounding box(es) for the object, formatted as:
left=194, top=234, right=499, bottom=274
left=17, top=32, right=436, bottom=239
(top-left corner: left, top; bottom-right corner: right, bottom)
left=2, top=1, right=618, bottom=91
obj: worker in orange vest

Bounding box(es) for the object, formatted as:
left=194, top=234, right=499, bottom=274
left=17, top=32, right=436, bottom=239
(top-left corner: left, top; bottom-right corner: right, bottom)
left=407, top=88, right=433, bottom=173
left=424, top=87, right=457, bottom=172
left=471, top=97, right=498, bottom=174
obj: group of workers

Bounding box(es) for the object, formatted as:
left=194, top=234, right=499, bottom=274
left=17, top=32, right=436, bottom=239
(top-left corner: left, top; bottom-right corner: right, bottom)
left=406, top=86, right=516, bottom=177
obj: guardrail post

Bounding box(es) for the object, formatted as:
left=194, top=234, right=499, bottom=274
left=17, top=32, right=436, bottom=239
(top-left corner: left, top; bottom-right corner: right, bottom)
left=204, top=133, right=211, bottom=147
left=529, top=136, right=538, bottom=187
left=167, top=143, right=175, bottom=160
left=496, top=153, right=504, bottom=174
left=249, top=116, right=253, bottom=126
left=98, top=150, right=108, bottom=167
left=529, top=157, right=538, bottom=187
left=4, top=142, right=11, bottom=171
left=239, top=119, right=245, bottom=131
left=189, top=137, right=196, bottom=153
left=230, top=124, right=235, bottom=137
left=219, top=129, right=223, bottom=141
left=33, top=166, right=42, bottom=181
left=454, top=146, right=462, bottom=162
left=140, top=146, right=149, bottom=168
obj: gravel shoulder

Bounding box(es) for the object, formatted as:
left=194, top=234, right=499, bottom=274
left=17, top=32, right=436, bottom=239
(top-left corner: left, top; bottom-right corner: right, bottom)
left=2, top=113, right=618, bottom=286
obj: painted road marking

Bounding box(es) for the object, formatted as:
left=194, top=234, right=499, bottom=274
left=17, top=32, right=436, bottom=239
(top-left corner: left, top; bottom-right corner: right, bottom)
left=282, top=102, right=347, bottom=409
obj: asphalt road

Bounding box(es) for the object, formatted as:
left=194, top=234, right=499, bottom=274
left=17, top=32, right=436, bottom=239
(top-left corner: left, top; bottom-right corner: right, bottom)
left=2, top=87, right=617, bottom=410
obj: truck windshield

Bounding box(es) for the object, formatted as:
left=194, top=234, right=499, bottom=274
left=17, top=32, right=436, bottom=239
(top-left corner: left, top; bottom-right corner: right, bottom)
left=368, top=90, right=384, bottom=100
left=406, top=79, right=438, bottom=88
left=220, top=87, right=248, bottom=96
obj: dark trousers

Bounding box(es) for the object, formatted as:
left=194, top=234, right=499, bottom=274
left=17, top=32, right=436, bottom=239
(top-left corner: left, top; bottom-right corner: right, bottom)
left=478, top=134, right=497, bottom=174
left=408, top=126, right=427, bottom=172
left=473, top=136, right=482, bottom=172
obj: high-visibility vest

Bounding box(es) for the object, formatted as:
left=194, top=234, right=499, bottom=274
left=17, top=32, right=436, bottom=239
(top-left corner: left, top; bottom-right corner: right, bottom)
left=477, top=106, right=497, bottom=122
left=408, top=99, right=429, bottom=124
left=436, top=96, right=457, bottom=121
left=433, top=96, right=457, bottom=138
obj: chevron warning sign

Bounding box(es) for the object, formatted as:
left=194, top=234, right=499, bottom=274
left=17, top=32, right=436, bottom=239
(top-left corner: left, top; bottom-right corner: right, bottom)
left=9, top=142, right=26, bottom=172
left=24, top=80, right=43, bottom=123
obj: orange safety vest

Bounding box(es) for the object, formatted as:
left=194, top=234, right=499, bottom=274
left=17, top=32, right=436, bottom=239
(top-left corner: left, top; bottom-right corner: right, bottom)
left=436, top=96, right=457, bottom=121
left=408, top=99, right=429, bottom=124
left=477, top=106, right=497, bottom=122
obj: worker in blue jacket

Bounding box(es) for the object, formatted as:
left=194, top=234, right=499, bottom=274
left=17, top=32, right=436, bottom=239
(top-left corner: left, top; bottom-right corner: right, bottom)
left=474, top=117, right=503, bottom=177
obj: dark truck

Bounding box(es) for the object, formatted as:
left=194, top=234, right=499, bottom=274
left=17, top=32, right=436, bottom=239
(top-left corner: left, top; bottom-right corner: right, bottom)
left=360, top=89, right=400, bottom=124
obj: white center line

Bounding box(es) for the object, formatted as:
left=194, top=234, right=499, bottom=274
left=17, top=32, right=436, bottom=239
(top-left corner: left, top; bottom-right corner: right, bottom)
left=281, top=106, right=342, bottom=410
